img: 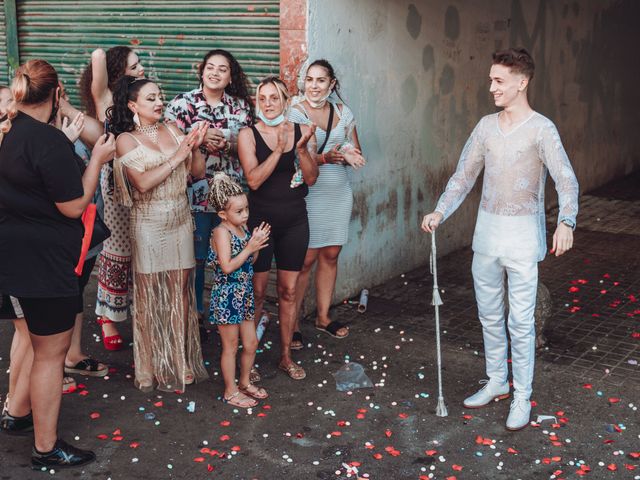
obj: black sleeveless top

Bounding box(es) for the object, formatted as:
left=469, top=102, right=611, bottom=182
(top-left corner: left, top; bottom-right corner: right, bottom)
left=249, top=123, right=309, bottom=206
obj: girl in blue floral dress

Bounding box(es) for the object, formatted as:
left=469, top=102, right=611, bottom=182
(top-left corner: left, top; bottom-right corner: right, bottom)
left=207, top=173, right=271, bottom=408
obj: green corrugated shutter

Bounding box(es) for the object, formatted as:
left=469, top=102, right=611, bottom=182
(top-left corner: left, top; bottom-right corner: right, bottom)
left=16, top=0, right=280, bottom=107
left=0, top=0, right=9, bottom=84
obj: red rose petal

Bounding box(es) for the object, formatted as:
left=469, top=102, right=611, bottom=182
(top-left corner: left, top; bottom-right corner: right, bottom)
left=452, top=464, right=463, bottom=471
left=129, top=442, right=140, bottom=448
left=193, top=457, right=205, bottom=463
left=607, top=464, right=617, bottom=471
left=90, top=412, right=100, bottom=419
left=220, top=421, right=230, bottom=427
left=425, top=450, right=438, bottom=456
left=154, top=401, right=163, bottom=407
left=373, top=453, right=383, bottom=460
left=385, top=429, right=392, bottom=438
left=507, top=447, right=518, bottom=454
left=219, top=435, right=230, bottom=441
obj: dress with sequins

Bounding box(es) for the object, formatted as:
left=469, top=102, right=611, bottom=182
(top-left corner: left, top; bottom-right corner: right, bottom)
left=113, top=126, right=208, bottom=392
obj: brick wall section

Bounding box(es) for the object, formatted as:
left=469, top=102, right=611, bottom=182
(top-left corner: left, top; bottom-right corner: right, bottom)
left=279, top=0, right=307, bottom=94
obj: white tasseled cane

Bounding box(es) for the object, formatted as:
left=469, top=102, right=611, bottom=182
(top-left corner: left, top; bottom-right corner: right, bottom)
left=430, top=230, right=448, bottom=417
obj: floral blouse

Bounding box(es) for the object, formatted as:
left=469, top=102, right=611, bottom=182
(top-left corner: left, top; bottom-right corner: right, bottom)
left=165, top=88, right=253, bottom=212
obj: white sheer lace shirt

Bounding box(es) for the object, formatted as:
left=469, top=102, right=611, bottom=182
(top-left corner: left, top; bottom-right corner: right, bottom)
left=435, top=112, right=579, bottom=262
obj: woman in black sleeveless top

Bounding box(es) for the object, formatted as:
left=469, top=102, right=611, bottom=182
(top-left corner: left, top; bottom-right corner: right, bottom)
left=238, top=77, right=318, bottom=381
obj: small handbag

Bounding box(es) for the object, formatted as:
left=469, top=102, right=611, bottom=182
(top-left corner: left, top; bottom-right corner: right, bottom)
left=74, top=204, right=111, bottom=276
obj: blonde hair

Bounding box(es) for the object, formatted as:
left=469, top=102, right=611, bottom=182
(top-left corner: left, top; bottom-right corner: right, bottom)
left=208, top=172, right=244, bottom=212
left=0, top=59, right=59, bottom=145
left=255, top=76, right=290, bottom=116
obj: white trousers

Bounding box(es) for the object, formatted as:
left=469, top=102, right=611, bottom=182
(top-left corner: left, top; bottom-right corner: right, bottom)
left=472, top=252, right=538, bottom=400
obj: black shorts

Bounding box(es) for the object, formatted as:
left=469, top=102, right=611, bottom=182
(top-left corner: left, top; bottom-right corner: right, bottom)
left=17, top=296, right=77, bottom=336
left=0, top=295, right=23, bottom=320
left=249, top=217, right=309, bottom=273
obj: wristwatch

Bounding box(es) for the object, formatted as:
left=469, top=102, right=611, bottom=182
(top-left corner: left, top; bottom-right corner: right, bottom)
left=561, top=219, right=575, bottom=229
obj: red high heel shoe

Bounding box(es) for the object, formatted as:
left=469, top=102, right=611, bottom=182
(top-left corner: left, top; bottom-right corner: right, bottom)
left=97, top=317, right=123, bottom=351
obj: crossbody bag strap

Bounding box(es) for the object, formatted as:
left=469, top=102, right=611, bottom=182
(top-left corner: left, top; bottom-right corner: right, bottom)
left=317, top=102, right=335, bottom=154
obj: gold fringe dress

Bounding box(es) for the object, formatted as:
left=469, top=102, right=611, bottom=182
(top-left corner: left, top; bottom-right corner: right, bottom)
left=114, top=130, right=208, bottom=392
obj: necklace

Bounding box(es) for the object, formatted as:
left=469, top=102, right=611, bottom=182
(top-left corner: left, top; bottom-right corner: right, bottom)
left=135, top=123, right=159, bottom=144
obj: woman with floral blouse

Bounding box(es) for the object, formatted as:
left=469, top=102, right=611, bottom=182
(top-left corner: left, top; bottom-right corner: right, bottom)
left=165, top=49, right=254, bottom=326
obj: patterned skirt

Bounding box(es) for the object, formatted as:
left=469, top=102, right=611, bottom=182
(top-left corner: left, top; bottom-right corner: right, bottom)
left=95, top=163, right=132, bottom=322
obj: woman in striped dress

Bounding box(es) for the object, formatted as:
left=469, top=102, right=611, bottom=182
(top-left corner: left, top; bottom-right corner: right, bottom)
left=288, top=60, right=366, bottom=344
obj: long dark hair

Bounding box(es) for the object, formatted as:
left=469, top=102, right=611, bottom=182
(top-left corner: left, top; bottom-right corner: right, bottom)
left=306, top=59, right=344, bottom=102
left=197, top=49, right=255, bottom=121
left=79, top=46, right=134, bottom=118
left=106, top=76, right=155, bottom=136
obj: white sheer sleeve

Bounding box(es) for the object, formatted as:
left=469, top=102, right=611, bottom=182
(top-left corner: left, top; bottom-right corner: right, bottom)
left=537, top=121, right=579, bottom=227
left=434, top=120, right=485, bottom=221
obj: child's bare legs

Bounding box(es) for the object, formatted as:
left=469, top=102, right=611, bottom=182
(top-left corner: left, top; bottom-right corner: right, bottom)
left=238, top=320, right=258, bottom=387
left=218, top=324, right=256, bottom=407
left=218, top=324, right=240, bottom=397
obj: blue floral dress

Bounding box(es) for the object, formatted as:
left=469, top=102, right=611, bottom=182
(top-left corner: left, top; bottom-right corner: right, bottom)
left=207, top=226, right=254, bottom=325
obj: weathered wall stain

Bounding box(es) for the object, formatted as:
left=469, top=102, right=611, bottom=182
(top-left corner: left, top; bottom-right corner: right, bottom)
left=406, top=4, right=422, bottom=39
left=422, top=44, right=435, bottom=71
left=439, top=64, right=455, bottom=95
left=401, top=75, right=418, bottom=113
left=444, top=5, right=460, bottom=40
left=375, top=188, right=398, bottom=220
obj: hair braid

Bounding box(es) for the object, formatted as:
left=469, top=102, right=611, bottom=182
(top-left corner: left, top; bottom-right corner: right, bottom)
left=208, top=172, right=244, bottom=212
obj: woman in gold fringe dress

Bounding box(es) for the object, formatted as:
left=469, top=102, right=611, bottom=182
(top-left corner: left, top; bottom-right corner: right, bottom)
left=108, top=76, right=209, bottom=392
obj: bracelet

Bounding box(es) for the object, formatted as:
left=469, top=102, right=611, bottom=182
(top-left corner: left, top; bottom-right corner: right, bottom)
left=319, top=153, right=326, bottom=165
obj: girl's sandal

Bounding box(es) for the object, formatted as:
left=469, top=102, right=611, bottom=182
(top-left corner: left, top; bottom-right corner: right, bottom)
left=238, top=383, right=269, bottom=400
left=222, top=391, right=257, bottom=409
left=278, top=362, right=306, bottom=380
left=249, top=366, right=261, bottom=383
left=97, top=317, right=124, bottom=351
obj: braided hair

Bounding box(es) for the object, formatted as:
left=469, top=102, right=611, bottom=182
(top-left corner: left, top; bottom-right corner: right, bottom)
left=208, top=172, right=244, bottom=212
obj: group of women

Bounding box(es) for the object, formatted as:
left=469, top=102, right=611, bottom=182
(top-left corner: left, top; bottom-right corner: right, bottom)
left=0, top=46, right=365, bottom=468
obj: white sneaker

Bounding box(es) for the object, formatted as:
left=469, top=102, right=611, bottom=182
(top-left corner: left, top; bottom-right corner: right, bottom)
left=463, top=380, right=510, bottom=409
left=506, top=398, right=531, bottom=431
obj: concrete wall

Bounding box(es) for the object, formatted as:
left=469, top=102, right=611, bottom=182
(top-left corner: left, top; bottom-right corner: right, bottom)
left=305, top=0, right=640, bottom=302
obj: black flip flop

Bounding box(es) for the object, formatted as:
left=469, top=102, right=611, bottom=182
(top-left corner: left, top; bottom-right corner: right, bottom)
left=290, top=331, right=304, bottom=350
left=64, top=358, right=108, bottom=377
left=315, top=321, right=349, bottom=339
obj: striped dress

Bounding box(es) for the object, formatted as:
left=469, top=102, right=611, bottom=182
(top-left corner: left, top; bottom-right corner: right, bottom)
left=288, top=102, right=355, bottom=248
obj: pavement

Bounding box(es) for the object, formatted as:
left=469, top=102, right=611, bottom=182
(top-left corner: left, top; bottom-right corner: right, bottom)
left=1, top=171, right=639, bottom=480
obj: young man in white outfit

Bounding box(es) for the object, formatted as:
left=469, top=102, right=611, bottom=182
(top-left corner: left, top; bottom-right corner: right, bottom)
left=422, top=48, right=579, bottom=431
